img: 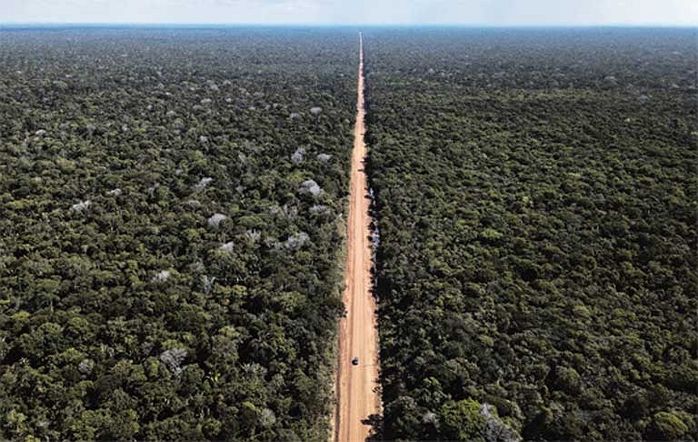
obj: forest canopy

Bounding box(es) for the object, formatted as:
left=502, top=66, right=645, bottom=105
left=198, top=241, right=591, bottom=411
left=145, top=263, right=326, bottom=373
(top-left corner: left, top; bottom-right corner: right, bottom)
left=0, top=27, right=357, bottom=441
left=363, top=28, right=697, bottom=441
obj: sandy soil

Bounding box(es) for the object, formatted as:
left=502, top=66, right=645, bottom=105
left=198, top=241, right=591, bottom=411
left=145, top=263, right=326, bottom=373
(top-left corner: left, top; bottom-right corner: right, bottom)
left=335, top=32, right=381, bottom=442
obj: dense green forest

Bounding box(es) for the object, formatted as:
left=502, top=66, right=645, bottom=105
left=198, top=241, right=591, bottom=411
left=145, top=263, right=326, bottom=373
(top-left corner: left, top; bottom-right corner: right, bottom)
left=363, top=29, right=697, bottom=441
left=0, top=27, right=357, bottom=440
left=2, top=26, right=696, bottom=442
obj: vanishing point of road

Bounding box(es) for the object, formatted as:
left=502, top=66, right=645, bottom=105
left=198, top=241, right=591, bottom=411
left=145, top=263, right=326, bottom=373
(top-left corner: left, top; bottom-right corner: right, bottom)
left=335, top=32, right=381, bottom=442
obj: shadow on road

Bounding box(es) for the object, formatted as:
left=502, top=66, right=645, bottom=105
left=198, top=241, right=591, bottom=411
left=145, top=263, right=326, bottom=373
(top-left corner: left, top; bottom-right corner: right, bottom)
left=363, top=413, right=383, bottom=441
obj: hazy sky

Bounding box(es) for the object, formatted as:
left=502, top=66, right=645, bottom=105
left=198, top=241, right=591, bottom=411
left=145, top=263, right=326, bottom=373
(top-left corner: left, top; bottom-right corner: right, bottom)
left=3, top=0, right=697, bottom=26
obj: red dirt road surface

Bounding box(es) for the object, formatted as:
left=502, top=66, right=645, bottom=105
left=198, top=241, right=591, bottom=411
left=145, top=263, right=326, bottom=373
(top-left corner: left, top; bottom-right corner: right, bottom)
left=335, top=32, right=381, bottom=442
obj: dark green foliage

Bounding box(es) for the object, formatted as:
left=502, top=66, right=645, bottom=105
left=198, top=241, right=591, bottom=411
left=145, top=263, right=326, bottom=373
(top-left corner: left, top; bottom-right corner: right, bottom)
left=0, top=27, right=357, bottom=440
left=364, top=28, right=697, bottom=441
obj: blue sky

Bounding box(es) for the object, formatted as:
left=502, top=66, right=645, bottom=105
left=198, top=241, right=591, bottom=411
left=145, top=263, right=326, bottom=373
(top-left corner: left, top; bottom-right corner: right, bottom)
left=3, top=0, right=697, bottom=25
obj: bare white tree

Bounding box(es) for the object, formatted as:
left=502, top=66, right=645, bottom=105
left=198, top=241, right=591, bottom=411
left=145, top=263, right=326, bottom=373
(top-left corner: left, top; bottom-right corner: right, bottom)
left=208, top=213, right=228, bottom=228
left=299, top=179, right=322, bottom=197
left=152, top=270, right=172, bottom=283
left=70, top=200, right=91, bottom=212
left=291, top=147, right=305, bottom=164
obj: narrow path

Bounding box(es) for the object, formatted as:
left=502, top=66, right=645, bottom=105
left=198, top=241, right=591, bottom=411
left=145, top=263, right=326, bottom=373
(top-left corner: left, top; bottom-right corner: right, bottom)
left=335, top=32, right=381, bottom=442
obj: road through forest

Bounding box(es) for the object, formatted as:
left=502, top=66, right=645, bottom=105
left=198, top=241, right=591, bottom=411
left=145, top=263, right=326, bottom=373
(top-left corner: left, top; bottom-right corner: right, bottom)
left=335, top=32, right=381, bottom=442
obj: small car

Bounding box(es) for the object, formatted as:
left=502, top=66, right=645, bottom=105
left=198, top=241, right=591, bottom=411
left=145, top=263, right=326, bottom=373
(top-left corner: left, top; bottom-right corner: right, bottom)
left=351, top=357, right=359, bottom=366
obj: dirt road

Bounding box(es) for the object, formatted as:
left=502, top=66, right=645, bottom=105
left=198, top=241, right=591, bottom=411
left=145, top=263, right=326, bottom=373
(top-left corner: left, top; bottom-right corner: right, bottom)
left=335, top=32, right=381, bottom=442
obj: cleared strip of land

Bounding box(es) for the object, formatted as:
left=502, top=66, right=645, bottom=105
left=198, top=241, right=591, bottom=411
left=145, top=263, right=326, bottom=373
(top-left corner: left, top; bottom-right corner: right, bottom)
left=335, top=32, right=381, bottom=442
